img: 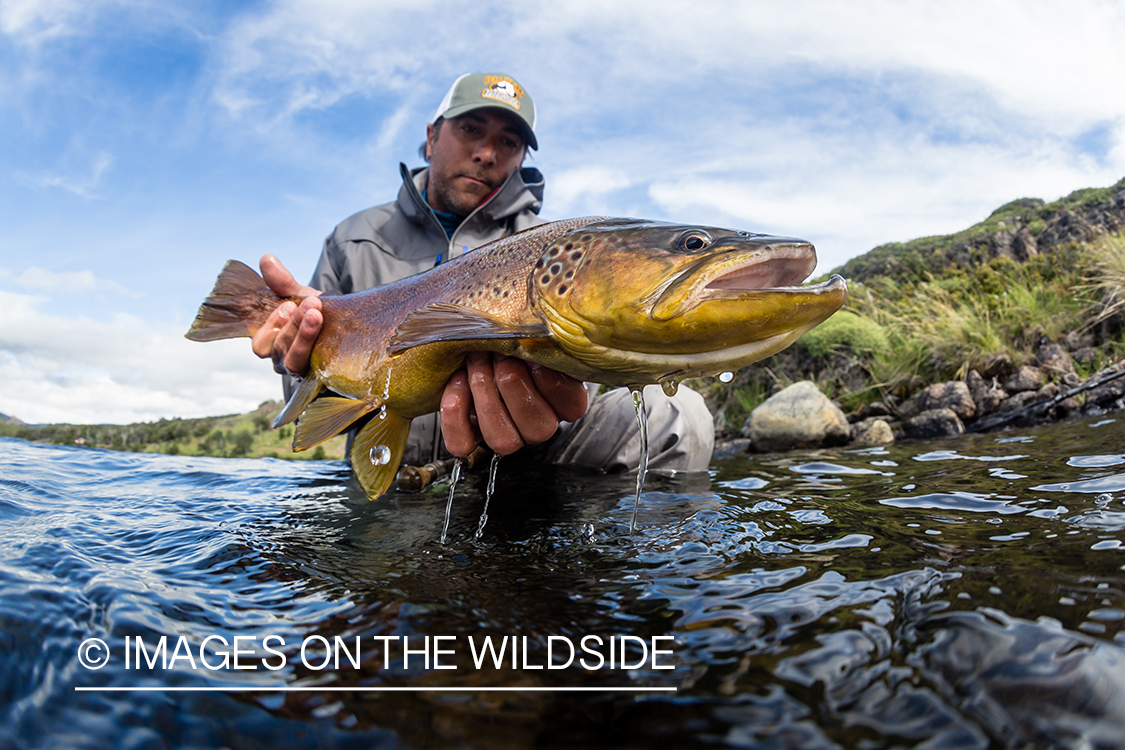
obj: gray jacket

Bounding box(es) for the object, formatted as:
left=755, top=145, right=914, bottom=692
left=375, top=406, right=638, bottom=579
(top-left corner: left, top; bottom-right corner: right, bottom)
left=310, top=163, right=546, bottom=295
left=295, top=162, right=546, bottom=465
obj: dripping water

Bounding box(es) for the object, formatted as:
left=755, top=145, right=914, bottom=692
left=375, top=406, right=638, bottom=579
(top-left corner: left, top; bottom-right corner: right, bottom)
left=438, top=458, right=463, bottom=545
left=473, top=453, right=501, bottom=540
left=718, top=371, right=734, bottom=383
left=630, top=387, right=649, bottom=534
left=660, top=379, right=680, bottom=397
left=368, top=444, right=391, bottom=465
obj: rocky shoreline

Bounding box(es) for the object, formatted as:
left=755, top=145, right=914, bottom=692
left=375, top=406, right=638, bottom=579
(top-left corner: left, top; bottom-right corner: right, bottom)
left=714, top=342, right=1125, bottom=459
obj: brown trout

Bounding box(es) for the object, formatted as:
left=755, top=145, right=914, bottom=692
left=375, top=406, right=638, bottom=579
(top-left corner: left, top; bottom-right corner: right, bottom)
left=186, top=217, right=847, bottom=499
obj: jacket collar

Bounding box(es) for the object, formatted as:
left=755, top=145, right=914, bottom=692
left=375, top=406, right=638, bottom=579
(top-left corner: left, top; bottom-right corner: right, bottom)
left=396, top=163, right=544, bottom=232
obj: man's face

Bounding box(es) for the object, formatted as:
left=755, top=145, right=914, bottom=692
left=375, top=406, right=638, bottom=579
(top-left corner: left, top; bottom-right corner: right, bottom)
left=424, top=107, right=527, bottom=217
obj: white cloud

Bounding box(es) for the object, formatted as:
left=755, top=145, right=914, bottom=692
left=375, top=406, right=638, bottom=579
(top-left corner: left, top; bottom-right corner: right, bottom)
left=8, top=265, right=141, bottom=298
left=0, top=290, right=281, bottom=425
left=0, top=0, right=90, bottom=42
left=548, top=166, right=634, bottom=217
left=17, top=267, right=97, bottom=291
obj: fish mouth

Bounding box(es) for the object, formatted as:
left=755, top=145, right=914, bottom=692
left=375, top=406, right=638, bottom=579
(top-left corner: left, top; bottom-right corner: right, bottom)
left=651, top=239, right=839, bottom=321
left=701, top=243, right=817, bottom=293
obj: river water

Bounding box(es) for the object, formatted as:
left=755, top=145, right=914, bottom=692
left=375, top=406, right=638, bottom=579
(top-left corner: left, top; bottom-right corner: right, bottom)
left=1, top=414, right=1123, bottom=749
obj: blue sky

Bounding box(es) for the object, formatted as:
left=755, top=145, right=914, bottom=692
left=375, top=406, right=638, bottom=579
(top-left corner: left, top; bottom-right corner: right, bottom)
left=2, top=0, right=1124, bottom=425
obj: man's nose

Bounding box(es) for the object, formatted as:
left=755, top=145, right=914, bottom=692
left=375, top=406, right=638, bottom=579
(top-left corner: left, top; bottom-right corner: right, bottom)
left=472, top=140, right=497, bottom=164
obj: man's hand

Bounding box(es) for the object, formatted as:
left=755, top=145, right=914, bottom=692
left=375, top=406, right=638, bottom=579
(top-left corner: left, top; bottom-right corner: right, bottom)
left=440, top=353, right=589, bottom=458
left=250, top=254, right=323, bottom=376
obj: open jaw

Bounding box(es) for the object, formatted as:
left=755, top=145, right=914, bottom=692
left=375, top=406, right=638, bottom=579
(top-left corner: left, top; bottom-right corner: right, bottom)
left=703, top=244, right=818, bottom=292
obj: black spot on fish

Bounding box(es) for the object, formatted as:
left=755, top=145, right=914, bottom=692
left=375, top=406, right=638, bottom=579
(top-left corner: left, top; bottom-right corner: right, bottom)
left=548, top=247, right=560, bottom=257
left=565, top=270, right=574, bottom=279
left=549, top=263, right=562, bottom=275
left=571, top=252, right=582, bottom=261
left=558, top=284, right=568, bottom=295
left=535, top=259, right=544, bottom=269
left=541, top=275, right=550, bottom=284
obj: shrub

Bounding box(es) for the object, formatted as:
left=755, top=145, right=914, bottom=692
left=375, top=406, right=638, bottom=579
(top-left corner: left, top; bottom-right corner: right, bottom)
left=799, top=311, right=889, bottom=358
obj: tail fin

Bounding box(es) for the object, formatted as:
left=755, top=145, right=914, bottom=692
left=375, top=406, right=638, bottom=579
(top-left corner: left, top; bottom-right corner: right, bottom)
left=185, top=260, right=287, bottom=341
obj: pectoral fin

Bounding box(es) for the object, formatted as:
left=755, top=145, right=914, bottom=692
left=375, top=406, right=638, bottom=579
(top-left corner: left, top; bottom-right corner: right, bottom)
left=292, top=396, right=380, bottom=452
left=351, top=411, right=412, bottom=499
left=273, top=374, right=323, bottom=428
left=388, top=303, right=549, bottom=354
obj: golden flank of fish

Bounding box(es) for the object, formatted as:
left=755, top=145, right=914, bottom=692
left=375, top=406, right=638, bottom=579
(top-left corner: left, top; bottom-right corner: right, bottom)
left=186, top=217, right=848, bottom=499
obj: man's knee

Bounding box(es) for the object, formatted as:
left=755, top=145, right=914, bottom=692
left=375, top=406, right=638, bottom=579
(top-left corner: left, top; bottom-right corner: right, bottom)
left=548, top=385, right=714, bottom=472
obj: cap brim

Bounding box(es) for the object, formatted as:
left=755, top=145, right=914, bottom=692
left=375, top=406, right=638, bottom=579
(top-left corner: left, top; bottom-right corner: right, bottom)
left=438, top=102, right=538, bottom=150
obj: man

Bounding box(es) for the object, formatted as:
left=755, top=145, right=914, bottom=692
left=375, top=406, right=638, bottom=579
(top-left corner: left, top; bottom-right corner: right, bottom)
left=251, top=72, right=713, bottom=475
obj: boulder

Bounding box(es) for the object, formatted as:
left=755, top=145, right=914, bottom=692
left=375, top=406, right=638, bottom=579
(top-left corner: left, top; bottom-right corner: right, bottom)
left=850, top=419, right=894, bottom=447
left=900, top=381, right=976, bottom=421
left=1004, top=365, right=1046, bottom=393
left=902, top=408, right=965, bottom=439
left=743, top=381, right=851, bottom=452
left=1036, top=343, right=1076, bottom=377
left=965, top=369, right=1006, bottom=415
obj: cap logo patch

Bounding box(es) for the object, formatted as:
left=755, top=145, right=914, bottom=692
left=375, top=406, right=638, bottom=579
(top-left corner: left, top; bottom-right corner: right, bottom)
left=481, top=76, right=522, bottom=111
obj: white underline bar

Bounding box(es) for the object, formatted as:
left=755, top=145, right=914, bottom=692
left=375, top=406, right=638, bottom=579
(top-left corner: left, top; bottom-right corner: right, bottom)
left=76, top=686, right=677, bottom=692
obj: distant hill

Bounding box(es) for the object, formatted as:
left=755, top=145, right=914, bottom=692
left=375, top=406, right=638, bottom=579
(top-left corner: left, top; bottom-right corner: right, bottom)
left=0, top=412, right=27, bottom=426
left=833, top=176, right=1125, bottom=286
left=0, top=401, right=346, bottom=460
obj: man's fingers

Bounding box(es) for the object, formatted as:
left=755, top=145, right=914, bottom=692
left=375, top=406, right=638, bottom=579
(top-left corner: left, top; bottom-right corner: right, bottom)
left=494, top=357, right=560, bottom=445
left=250, top=300, right=296, bottom=359
left=283, top=305, right=321, bottom=375
left=465, top=353, right=524, bottom=456
left=440, top=369, right=480, bottom=458
left=260, top=254, right=322, bottom=298
left=528, top=364, right=589, bottom=423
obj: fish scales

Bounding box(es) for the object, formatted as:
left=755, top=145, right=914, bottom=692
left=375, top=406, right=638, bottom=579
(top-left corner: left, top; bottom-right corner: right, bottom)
left=187, top=217, right=847, bottom=500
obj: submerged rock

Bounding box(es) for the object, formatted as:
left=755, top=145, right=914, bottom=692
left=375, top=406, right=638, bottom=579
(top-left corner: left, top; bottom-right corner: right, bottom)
left=744, top=381, right=851, bottom=452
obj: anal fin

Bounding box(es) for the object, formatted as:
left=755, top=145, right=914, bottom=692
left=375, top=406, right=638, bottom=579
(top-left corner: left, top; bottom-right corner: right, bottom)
left=350, top=411, right=412, bottom=499
left=293, top=396, right=380, bottom=451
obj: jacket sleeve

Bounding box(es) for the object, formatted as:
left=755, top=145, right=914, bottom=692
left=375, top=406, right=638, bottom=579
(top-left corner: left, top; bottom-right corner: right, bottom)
left=309, top=233, right=345, bottom=294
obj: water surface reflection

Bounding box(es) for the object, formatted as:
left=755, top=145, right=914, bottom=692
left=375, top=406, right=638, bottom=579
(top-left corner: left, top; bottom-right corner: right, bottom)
left=1, top=415, right=1123, bottom=748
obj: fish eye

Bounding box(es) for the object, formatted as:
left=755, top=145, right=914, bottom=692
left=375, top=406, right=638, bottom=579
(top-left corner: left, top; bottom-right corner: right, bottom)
left=677, top=232, right=711, bottom=252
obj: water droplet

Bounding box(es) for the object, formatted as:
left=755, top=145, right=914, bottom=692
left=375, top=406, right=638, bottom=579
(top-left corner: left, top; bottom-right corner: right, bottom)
left=369, top=445, right=391, bottom=465
left=719, top=371, right=734, bottom=383
left=660, top=379, right=680, bottom=397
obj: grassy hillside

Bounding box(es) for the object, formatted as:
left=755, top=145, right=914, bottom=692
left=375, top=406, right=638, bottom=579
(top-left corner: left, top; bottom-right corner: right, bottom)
left=0, top=401, right=347, bottom=461
left=701, top=177, right=1125, bottom=433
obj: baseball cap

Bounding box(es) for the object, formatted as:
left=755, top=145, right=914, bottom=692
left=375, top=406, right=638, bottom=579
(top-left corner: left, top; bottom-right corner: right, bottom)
left=431, top=72, right=538, bottom=150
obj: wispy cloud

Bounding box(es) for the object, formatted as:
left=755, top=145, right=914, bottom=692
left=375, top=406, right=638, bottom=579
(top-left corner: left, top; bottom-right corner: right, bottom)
left=15, top=150, right=114, bottom=198
left=0, top=290, right=280, bottom=425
